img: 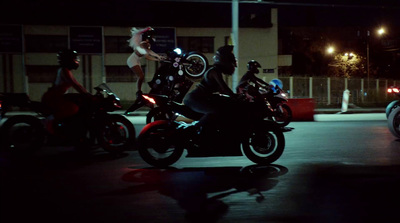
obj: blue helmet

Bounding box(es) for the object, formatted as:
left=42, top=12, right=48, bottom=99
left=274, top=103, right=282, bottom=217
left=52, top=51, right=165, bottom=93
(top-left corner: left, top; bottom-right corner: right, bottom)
left=269, top=79, right=283, bottom=89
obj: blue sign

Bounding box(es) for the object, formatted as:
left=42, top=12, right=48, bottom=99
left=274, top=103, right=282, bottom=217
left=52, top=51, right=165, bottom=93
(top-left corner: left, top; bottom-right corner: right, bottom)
left=152, top=27, right=176, bottom=54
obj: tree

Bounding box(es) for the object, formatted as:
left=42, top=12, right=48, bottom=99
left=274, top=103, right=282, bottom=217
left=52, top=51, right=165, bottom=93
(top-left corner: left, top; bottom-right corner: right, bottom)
left=328, top=53, right=366, bottom=78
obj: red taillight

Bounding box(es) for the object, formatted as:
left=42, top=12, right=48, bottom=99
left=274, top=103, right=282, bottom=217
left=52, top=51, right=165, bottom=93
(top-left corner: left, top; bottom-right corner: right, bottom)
left=142, top=95, right=156, bottom=104
left=388, top=87, right=400, bottom=93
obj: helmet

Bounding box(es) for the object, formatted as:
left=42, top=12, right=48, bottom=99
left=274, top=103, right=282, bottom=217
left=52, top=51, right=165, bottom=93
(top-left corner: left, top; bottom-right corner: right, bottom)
left=213, top=45, right=236, bottom=75
left=142, top=27, right=156, bottom=44
left=247, top=60, right=261, bottom=74
left=57, top=49, right=79, bottom=70
left=269, top=79, right=283, bottom=89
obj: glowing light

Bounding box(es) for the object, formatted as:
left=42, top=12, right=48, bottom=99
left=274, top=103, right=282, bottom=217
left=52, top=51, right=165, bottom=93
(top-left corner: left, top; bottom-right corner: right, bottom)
left=327, top=46, right=335, bottom=54
left=173, top=48, right=182, bottom=55
left=378, top=28, right=385, bottom=35
left=142, top=95, right=156, bottom=104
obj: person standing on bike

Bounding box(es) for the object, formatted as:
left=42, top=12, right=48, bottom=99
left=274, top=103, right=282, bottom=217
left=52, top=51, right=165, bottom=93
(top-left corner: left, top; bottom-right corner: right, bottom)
left=41, top=49, right=89, bottom=133
left=127, top=27, right=165, bottom=102
left=183, top=45, right=239, bottom=128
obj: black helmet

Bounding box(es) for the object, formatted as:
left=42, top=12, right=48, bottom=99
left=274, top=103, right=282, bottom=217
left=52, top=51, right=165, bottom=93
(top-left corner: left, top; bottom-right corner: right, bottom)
left=247, top=60, right=261, bottom=74
left=213, top=45, right=236, bottom=75
left=57, top=49, right=79, bottom=70
left=142, top=27, right=156, bottom=44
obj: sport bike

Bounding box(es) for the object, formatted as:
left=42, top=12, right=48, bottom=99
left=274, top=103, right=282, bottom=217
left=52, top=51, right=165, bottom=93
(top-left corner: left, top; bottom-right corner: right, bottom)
left=137, top=93, right=286, bottom=168
left=0, top=83, right=135, bottom=155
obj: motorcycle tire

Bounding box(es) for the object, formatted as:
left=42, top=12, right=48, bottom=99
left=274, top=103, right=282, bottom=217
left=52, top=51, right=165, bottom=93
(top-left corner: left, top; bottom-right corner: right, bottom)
left=184, top=52, right=208, bottom=79
left=97, top=114, right=136, bottom=154
left=388, top=106, right=400, bottom=138
left=146, top=107, right=177, bottom=124
left=0, top=115, right=45, bottom=154
left=272, top=104, right=292, bottom=127
left=138, top=120, right=184, bottom=168
left=386, top=100, right=399, bottom=118
left=242, top=121, right=285, bottom=165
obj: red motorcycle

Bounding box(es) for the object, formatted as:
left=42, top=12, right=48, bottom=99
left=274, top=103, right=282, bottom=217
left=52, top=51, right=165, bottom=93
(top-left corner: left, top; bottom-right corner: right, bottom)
left=0, top=84, right=135, bottom=155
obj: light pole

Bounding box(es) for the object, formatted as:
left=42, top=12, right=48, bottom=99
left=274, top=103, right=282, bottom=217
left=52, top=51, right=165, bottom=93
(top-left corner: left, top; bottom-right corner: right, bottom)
left=365, top=27, right=385, bottom=92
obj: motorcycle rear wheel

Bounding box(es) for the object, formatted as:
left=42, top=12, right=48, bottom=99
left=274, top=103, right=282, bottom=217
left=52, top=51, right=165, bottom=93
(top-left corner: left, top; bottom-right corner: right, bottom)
left=97, top=114, right=136, bottom=154
left=0, top=115, right=45, bottom=155
left=388, top=106, right=400, bottom=138
left=184, top=52, right=208, bottom=79
left=242, top=121, right=285, bottom=165
left=138, top=121, right=184, bottom=168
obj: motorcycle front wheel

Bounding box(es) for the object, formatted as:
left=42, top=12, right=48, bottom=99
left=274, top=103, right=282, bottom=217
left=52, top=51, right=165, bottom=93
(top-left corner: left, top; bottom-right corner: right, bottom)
left=0, top=115, right=45, bottom=154
left=97, top=114, right=136, bottom=154
left=242, top=121, right=285, bottom=165
left=272, top=104, right=292, bottom=127
left=184, top=52, right=208, bottom=79
left=138, top=121, right=184, bottom=168
left=388, top=106, right=400, bottom=138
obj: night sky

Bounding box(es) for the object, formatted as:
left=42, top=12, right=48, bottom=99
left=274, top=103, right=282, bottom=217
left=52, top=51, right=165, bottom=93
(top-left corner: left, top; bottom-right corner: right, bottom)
left=1, top=0, right=399, bottom=29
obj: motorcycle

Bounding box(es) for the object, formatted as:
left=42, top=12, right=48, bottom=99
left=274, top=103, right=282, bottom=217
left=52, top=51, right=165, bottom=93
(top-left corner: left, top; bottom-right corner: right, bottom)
left=0, top=83, right=135, bottom=155
left=124, top=48, right=208, bottom=119
left=137, top=93, right=286, bottom=168
left=386, top=86, right=400, bottom=137
left=238, top=79, right=292, bottom=127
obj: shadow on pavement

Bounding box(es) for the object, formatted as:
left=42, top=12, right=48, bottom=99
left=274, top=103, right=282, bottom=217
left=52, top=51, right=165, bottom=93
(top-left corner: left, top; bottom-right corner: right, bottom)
left=107, top=164, right=288, bottom=223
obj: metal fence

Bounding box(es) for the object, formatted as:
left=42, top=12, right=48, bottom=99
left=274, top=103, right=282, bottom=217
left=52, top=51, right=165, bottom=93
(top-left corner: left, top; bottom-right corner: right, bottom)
left=278, top=76, right=400, bottom=106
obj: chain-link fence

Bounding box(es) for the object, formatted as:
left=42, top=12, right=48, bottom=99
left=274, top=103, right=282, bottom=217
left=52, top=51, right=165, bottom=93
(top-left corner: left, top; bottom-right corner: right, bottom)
left=279, top=76, right=400, bottom=107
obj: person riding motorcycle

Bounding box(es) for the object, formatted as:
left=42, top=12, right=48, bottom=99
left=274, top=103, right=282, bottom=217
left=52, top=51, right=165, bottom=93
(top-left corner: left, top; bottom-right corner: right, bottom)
left=183, top=45, right=238, bottom=129
left=236, top=60, right=268, bottom=94
left=41, top=49, right=90, bottom=134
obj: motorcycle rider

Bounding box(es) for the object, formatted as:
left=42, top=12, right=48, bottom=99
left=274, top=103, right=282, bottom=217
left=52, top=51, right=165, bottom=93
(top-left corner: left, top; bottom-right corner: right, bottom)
left=41, top=49, right=89, bottom=134
left=236, top=60, right=268, bottom=94
left=183, top=45, right=239, bottom=131
left=127, top=27, right=165, bottom=103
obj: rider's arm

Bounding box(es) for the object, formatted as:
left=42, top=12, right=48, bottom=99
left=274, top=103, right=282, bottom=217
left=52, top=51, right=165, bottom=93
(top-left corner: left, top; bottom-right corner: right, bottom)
left=140, top=42, right=164, bottom=61
left=63, top=69, right=89, bottom=94
left=209, top=69, right=235, bottom=97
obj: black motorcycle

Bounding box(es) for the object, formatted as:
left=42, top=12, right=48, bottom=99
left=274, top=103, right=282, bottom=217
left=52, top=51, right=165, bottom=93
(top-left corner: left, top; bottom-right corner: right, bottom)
left=137, top=93, right=286, bottom=168
left=0, top=83, right=135, bottom=155
left=124, top=48, right=208, bottom=119
left=386, top=86, right=400, bottom=138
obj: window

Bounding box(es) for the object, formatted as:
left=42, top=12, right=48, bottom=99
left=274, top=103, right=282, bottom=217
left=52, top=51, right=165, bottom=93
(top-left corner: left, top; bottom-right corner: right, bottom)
left=106, top=65, right=145, bottom=82
left=105, top=36, right=131, bottom=53
left=177, top=37, right=214, bottom=53
left=26, top=65, right=58, bottom=83
left=25, top=35, right=68, bottom=53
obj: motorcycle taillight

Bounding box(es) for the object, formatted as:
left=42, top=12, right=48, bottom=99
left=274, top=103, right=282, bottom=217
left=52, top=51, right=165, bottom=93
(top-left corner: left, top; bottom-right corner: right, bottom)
left=388, top=87, right=400, bottom=93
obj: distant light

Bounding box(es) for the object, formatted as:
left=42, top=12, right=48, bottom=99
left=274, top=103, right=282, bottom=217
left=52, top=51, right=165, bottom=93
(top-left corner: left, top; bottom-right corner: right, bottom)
left=378, top=28, right=385, bottom=35
left=327, top=46, right=335, bottom=54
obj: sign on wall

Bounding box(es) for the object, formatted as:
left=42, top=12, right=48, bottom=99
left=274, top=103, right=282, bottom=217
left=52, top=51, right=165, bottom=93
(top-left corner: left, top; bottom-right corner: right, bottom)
left=69, top=26, right=103, bottom=54
left=152, top=27, right=176, bottom=54
left=0, top=25, right=22, bottom=53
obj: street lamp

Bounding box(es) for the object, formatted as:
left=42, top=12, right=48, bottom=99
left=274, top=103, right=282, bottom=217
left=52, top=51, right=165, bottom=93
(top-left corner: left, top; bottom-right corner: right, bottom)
left=327, top=46, right=335, bottom=54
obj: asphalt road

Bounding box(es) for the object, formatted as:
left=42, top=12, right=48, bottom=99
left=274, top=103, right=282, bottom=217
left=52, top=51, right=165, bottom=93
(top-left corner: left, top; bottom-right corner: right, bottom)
left=2, top=113, right=400, bottom=223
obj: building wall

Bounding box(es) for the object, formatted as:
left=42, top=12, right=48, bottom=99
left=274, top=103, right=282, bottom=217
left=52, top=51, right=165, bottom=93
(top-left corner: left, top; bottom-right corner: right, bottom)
left=0, top=9, right=278, bottom=102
